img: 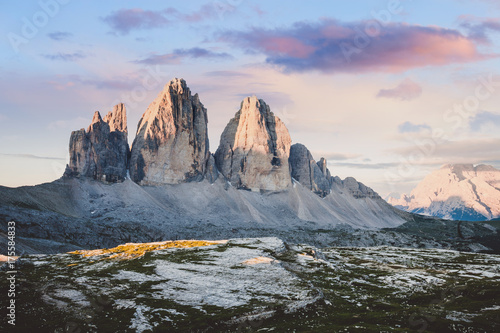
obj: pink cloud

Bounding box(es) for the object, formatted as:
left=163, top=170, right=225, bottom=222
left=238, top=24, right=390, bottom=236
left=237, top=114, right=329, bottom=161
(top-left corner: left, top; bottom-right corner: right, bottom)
left=222, top=20, right=496, bottom=73
left=102, top=8, right=170, bottom=35
left=259, top=37, right=316, bottom=58
left=377, top=79, right=422, bottom=101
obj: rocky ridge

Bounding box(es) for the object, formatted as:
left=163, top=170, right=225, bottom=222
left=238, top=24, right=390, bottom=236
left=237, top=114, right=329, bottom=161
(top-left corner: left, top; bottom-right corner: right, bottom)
left=388, top=164, right=500, bottom=221
left=63, top=78, right=378, bottom=201
left=289, top=143, right=331, bottom=197
left=2, top=79, right=499, bottom=255
left=64, top=103, right=129, bottom=183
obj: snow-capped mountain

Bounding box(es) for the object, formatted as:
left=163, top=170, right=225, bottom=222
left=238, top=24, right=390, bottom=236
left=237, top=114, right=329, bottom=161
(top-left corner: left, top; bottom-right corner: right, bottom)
left=388, top=164, right=500, bottom=221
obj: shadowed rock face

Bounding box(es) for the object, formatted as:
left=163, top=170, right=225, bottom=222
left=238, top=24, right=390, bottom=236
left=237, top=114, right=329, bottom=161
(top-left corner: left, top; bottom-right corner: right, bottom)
left=289, top=143, right=331, bottom=197
left=129, top=78, right=210, bottom=185
left=64, top=103, right=129, bottom=183
left=215, top=96, right=292, bottom=192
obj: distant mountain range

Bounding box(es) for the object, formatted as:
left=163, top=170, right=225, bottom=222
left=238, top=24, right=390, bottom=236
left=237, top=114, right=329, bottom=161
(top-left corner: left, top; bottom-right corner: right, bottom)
left=387, top=164, right=500, bottom=221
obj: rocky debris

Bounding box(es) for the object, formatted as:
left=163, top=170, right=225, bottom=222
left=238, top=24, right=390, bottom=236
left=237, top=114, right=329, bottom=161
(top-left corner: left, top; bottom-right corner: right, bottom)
left=205, top=153, right=219, bottom=184
left=289, top=143, right=331, bottom=197
left=336, top=177, right=381, bottom=199
left=214, top=96, right=292, bottom=192
left=5, top=237, right=500, bottom=332
left=387, top=164, right=500, bottom=221
left=64, top=103, right=129, bottom=183
left=129, top=78, right=210, bottom=185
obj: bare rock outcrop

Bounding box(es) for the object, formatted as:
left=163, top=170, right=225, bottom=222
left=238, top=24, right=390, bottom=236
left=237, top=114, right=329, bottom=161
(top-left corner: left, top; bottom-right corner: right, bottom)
left=289, top=143, right=331, bottom=197
left=129, top=78, right=210, bottom=185
left=214, top=96, right=291, bottom=192
left=64, top=103, right=129, bottom=183
left=206, top=154, right=219, bottom=184
left=333, top=176, right=381, bottom=199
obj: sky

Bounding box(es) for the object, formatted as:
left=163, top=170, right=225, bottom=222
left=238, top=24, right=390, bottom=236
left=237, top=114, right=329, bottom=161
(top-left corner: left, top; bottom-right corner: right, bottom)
left=1, top=0, right=500, bottom=197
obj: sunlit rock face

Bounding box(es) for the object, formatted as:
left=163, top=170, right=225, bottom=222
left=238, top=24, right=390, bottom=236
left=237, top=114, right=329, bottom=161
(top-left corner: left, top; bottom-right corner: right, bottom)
left=387, top=164, right=500, bottom=220
left=64, top=103, right=129, bottom=183
left=289, top=143, right=331, bottom=197
left=129, top=78, right=210, bottom=185
left=214, top=96, right=292, bottom=192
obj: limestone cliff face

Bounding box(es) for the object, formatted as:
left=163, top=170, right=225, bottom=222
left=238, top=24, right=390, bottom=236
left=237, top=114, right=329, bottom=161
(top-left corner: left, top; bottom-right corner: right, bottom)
left=289, top=143, right=331, bottom=197
left=214, top=96, right=292, bottom=192
left=129, top=78, right=210, bottom=185
left=64, top=103, right=129, bottom=183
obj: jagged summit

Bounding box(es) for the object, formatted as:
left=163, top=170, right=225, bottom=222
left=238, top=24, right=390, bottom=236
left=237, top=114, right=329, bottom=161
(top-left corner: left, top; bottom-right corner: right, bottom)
left=103, top=103, right=127, bottom=133
left=61, top=78, right=386, bottom=206
left=289, top=143, right=331, bottom=197
left=388, top=164, right=500, bottom=220
left=13, top=78, right=497, bottom=256
left=64, top=103, right=129, bottom=183
left=214, top=96, right=292, bottom=192
left=288, top=143, right=380, bottom=199
left=129, top=78, right=210, bottom=185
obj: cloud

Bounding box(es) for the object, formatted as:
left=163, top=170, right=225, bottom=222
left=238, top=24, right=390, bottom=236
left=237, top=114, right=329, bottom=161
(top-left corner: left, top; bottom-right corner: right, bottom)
left=330, top=162, right=399, bottom=169
left=234, top=91, right=293, bottom=108
left=47, top=31, right=73, bottom=41
left=459, top=16, right=500, bottom=43
left=469, top=111, right=500, bottom=131
left=0, top=153, right=65, bottom=161
left=252, top=5, right=265, bottom=17
left=398, top=121, right=431, bottom=133
left=167, top=3, right=236, bottom=22
left=377, top=79, right=422, bottom=101
left=312, top=152, right=361, bottom=161
left=203, top=71, right=252, bottom=78
left=391, top=138, right=500, bottom=165
left=47, top=116, right=88, bottom=130
left=102, top=8, right=170, bottom=35
left=103, top=4, right=239, bottom=35
left=134, top=48, right=232, bottom=65
left=221, top=19, right=495, bottom=74
left=47, top=74, right=142, bottom=91
left=42, top=52, right=86, bottom=61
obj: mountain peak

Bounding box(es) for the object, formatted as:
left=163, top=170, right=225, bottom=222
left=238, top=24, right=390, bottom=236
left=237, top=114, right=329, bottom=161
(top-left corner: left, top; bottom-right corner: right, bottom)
left=103, top=103, right=127, bottom=133
left=388, top=164, right=500, bottom=220
left=91, top=111, right=102, bottom=124
left=165, top=77, right=186, bottom=91
left=129, top=78, right=209, bottom=185
left=65, top=103, right=129, bottom=183
left=215, top=96, right=292, bottom=192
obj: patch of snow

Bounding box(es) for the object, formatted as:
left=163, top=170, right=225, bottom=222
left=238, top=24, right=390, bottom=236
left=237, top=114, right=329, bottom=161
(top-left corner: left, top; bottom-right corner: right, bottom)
left=481, top=305, right=500, bottom=311
left=113, top=270, right=162, bottom=282
left=129, top=305, right=154, bottom=333
left=53, top=289, right=91, bottom=307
